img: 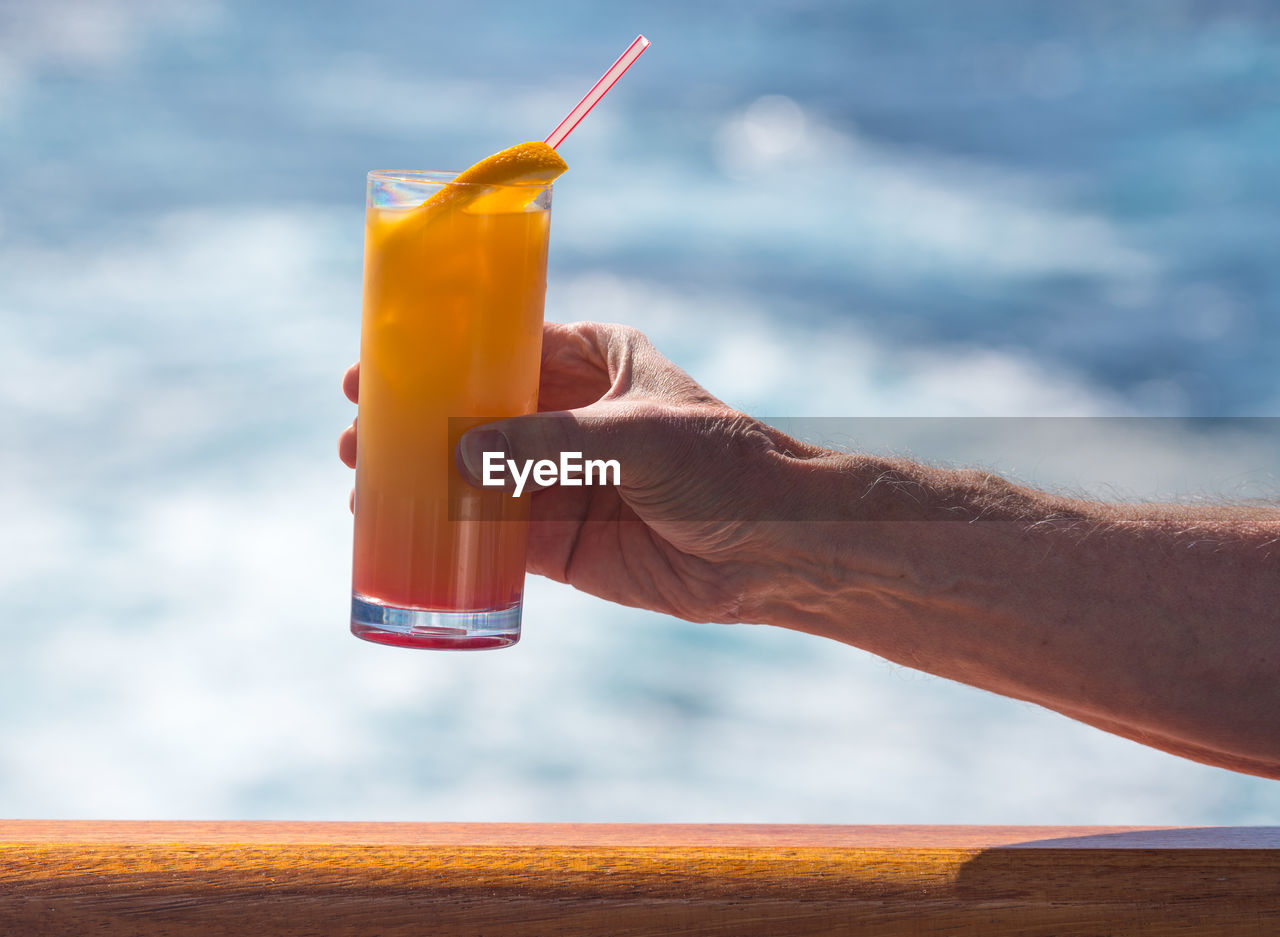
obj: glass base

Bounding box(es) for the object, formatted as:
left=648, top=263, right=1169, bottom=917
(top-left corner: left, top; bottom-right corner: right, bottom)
left=350, top=593, right=521, bottom=650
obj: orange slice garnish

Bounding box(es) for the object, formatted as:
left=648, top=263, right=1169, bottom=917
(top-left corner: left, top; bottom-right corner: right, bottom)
left=422, top=141, right=567, bottom=214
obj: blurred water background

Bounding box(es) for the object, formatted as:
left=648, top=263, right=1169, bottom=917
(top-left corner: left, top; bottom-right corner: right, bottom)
left=2, top=0, right=1279, bottom=821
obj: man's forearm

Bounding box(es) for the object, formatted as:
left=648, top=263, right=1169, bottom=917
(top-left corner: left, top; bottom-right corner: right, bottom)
left=747, top=449, right=1280, bottom=777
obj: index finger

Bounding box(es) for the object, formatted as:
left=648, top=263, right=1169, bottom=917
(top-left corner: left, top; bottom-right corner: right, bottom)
left=343, top=362, right=360, bottom=403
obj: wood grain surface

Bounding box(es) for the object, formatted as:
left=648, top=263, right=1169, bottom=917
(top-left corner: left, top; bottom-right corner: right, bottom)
left=1, top=822, right=1278, bottom=936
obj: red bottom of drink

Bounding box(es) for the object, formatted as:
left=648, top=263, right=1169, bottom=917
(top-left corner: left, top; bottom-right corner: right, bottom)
left=350, top=593, right=521, bottom=651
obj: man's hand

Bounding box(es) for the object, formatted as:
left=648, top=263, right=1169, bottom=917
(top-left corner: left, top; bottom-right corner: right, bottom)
left=341, top=321, right=826, bottom=623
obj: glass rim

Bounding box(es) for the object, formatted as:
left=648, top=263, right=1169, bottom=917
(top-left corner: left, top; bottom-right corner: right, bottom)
left=367, top=169, right=554, bottom=190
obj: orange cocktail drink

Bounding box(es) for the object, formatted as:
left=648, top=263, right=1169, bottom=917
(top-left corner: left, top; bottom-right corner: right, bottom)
left=351, top=156, right=559, bottom=650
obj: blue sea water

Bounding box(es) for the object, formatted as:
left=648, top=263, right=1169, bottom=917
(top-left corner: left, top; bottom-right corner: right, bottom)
left=2, top=1, right=1279, bottom=821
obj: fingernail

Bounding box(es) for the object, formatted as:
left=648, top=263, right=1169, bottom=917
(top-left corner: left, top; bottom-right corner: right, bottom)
left=457, top=428, right=510, bottom=484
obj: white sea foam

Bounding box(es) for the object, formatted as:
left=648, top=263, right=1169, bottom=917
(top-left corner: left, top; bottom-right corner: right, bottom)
left=546, top=95, right=1159, bottom=296
left=553, top=271, right=1130, bottom=418
left=0, top=0, right=221, bottom=107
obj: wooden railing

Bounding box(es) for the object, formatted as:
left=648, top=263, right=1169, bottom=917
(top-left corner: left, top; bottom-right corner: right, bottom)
left=2, top=822, right=1278, bottom=935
